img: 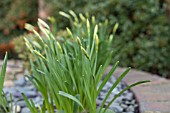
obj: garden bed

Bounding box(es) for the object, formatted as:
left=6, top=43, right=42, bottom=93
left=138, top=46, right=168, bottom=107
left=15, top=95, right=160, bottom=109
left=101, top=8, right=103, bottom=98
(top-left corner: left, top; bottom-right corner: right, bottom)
left=3, top=76, right=139, bottom=113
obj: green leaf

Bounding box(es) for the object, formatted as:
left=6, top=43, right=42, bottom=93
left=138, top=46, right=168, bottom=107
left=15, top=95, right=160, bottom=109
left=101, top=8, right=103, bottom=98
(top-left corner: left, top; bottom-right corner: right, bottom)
left=0, top=52, right=8, bottom=98
left=97, top=61, right=119, bottom=95
left=58, top=91, right=85, bottom=110
left=99, top=67, right=131, bottom=112
left=57, top=110, right=65, bottom=113
left=73, top=94, right=80, bottom=113
left=22, top=93, right=37, bottom=113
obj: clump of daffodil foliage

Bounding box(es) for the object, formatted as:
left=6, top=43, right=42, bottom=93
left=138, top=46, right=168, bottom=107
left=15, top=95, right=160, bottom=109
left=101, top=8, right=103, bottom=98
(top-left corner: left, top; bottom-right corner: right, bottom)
left=0, top=11, right=149, bottom=113
left=22, top=13, right=149, bottom=113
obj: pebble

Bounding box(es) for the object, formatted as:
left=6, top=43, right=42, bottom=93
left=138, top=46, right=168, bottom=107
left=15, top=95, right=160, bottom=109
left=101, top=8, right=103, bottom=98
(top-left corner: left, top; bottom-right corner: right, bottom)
left=14, top=77, right=25, bottom=86
left=12, top=105, right=21, bottom=113
left=16, top=100, right=27, bottom=107
left=21, top=107, right=30, bottom=113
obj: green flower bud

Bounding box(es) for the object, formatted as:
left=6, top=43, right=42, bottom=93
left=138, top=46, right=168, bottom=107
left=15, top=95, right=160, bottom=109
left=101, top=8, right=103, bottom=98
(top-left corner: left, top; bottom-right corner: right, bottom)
left=66, top=27, right=73, bottom=38
left=93, top=25, right=98, bottom=39
left=86, top=19, right=90, bottom=37
left=113, top=23, right=119, bottom=33
left=77, top=37, right=82, bottom=46
left=79, top=13, right=86, bottom=22
left=81, top=46, right=90, bottom=60
left=38, top=18, right=50, bottom=30
left=33, top=50, right=46, bottom=61
left=59, top=11, right=71, bottom=19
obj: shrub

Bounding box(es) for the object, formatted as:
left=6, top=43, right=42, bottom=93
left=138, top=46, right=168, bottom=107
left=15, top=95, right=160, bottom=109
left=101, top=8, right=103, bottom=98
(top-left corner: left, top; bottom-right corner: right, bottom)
left=109, top=0, right=170, bottom=77
left=0, top=0, right=38, bottom=44
left=12, top=34, right=38, bottom=70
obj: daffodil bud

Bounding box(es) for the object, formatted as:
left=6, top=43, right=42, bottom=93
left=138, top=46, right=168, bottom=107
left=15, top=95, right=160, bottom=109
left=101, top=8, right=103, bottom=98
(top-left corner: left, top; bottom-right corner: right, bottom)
left=109, top=34, right=113, bottom=44
left=95, top=34, right=99, bottom=52
left=81, top=46, right=90, bottom=60
left=93, top=25, right=98, bottom=39
left=57, top=42, right=63, bottom=53
left=24, top=38, right=33, bottom=50
left=38, top=18, right=50, bottom=30
left=69, top=10, right=78, bottom=22
left=77, top=37, right=82, bottom=46
left=86, top=19, right=90, bottom=37
left=79, top=13, right=86, bottom=22
left=33, top=50, right=46, bottom=61
left=113, top=23, right=119, bottom=33
left=59, top=11, right=71, bottom=19
left=104, top=19, right=108, bottom=27
left=47, top=16, right=56, bottom=23
left=25, top=23, right=34, bottom=31
left=92, top=16, right=96, bottom=25
left=66, top=27, right=73, bottom=38
left=33, top=30, right=44, bottom=44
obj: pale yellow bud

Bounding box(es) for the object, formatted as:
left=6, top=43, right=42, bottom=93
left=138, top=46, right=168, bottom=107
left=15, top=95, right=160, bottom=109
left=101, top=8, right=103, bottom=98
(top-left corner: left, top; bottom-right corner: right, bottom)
left=113, top=23, right=119, bottom=33
left=25, top=23, right=34, bottom=31
left=69, top=10, right=78, bottom=22
left=33, top=50, right=47, bottom=61
left=95, top=34, right=99, bottom=52
left=47, top=16, right=56, bottom=23
left=59, top=11, right=71, bottom=19
left=79, top=13, right=86, bottom=22
left=104, top=19, right=108, bottom=27
left=76, top=37, right=82, bottom=46
left=24, top=38, right=33, bottom=50
left=57, top=42, right=63, bottom=53
left=32, top=30, right=44, bottom=43
left=81, top=46, right=90, bottom=60
left=86, top=19, right=90, bottom=37
left=93, top=25, right=98, bottom=39
left=92, top=16, right=96, bottom=25
left=38, top=18, right=50, bottom=30
left=109, top=34, right=113, bottom=44
left=66, top=27, right=73, bottom=38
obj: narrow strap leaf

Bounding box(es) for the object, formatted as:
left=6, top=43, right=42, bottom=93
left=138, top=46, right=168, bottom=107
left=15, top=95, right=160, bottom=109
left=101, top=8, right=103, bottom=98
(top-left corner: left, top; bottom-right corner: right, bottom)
left=97, top=61, right=119, bottom=95
left=58, top=91, right=85, bottom=111
left=0, top=52, right=8, bottom=98
left=99, top=67, right=131, bottom=112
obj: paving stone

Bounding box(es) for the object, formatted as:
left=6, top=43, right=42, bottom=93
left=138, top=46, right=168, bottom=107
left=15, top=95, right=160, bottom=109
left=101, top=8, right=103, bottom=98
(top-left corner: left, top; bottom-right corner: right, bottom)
left=4, top=80, right=14, bottom=87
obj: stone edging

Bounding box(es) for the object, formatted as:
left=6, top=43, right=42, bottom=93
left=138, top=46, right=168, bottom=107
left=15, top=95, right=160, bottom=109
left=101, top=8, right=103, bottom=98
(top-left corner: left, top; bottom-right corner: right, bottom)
left=106, top=66, right=170, bottom=113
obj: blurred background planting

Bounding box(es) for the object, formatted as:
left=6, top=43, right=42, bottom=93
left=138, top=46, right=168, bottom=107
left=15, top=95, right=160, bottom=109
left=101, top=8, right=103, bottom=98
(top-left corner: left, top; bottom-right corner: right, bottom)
left=0, top=0, right=170, bottom=77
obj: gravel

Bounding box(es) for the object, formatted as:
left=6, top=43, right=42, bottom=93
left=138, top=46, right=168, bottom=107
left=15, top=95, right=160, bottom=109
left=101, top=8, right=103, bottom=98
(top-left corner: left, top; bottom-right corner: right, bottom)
left=3, top=76, right=139, bottom=113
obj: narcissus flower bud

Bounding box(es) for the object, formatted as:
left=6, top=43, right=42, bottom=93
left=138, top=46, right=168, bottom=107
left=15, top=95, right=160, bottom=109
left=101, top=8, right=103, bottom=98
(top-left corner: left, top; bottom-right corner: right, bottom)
left=77, top=37, right=82, bottom=47
left=81, top=46, right=90, bottom=60
left=86, top=19, right=90, bottom=37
